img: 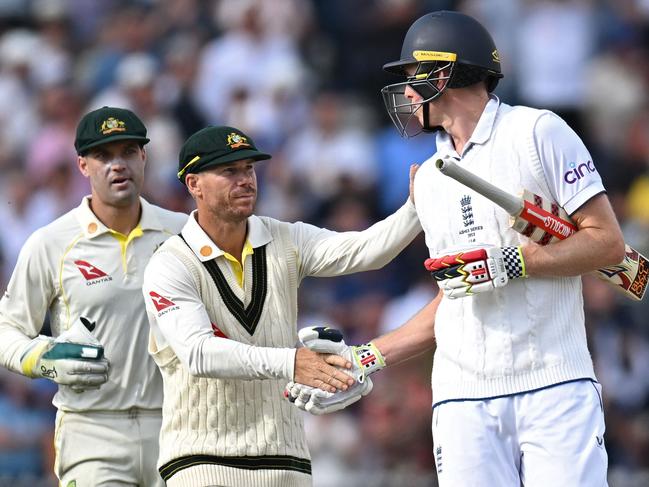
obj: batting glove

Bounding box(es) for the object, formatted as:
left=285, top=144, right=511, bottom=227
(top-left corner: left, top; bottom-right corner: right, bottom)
left=20, top=317, right=109, bottom=393
left=284, top=326, right=384, bottom=415
left=425, top=245, right=526, bottom=299
left=284, top=378, right=374, bottom=415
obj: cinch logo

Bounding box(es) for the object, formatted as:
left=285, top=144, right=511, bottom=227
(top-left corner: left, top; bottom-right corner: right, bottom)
left=74, top=260, right=112, bottom=285
left=564, top=160, right=596, bottom=184
left=149, top=291, right=176, bottom=312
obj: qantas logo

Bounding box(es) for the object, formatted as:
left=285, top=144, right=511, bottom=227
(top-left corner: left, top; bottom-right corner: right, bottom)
left=74, top=260, right=112, bottom=285
left=149, top=291, right=177, bottom=312
left=75, top=260, right=107, bottom=279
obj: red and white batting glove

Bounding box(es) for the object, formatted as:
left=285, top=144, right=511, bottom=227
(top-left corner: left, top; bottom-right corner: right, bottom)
left=284, top=326, right=384, bottom=415
left=425, top=245, right=526, bottom=299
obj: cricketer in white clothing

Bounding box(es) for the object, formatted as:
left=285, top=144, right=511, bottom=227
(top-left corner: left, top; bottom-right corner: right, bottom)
left=290, top=10, right=625, bottom=487
left=142, top=125, right=421, bottom=487
left=0, top=107, right=186, bottom=486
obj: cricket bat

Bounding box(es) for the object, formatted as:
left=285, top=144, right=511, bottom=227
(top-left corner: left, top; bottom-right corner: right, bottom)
left=435, top=158, right=648, bottom=301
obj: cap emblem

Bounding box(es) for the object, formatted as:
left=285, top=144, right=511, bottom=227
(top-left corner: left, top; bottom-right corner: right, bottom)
left=100, top=117, right=126, bottom=135
left=226, top=132, right=250, bottom=149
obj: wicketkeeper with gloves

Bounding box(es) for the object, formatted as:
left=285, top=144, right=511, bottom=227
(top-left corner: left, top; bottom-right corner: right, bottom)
left=0, top=106, right=187, bottom=486
left=289, top=10, right=626, bottom=487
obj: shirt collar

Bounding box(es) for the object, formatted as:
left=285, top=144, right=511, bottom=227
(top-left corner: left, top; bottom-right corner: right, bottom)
left=436, top=94, right=501, bottom=157
left=75, top=196, right=165, bottom=238
left=180, top=211, right=272, bottom=262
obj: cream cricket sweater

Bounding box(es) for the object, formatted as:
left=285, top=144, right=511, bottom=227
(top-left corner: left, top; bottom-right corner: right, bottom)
left=143, top=203, right=421, bottom=486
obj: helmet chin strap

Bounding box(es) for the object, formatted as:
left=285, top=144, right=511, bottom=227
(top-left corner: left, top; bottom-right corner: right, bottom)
left=421, top=102, right=432, bottom=131
left=420, top=102, right=443, bottom=133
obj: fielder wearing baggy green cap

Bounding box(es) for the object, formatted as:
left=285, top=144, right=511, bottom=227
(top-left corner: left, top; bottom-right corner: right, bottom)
left=74, top=106, right=150, bottom=155
left=0, top=103, right=187, bottom=486
left=177, top=125, right=271, bottom=185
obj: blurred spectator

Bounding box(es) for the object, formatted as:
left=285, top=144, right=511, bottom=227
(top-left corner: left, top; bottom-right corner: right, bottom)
left=0, top=168, right=57, bottom=286
left=90, top=52, right=184, bottom=201
left=374, top=125, right=436, bottom=215
left=515, top=0, right=598, bottom=140
left=193, top=0, right=308, bottom=125
left=584, top=275, right=649, bottom=478
left=159, top=33, right=207, bottom=140
left=26, top=83, right=88, bottom=210
left=283, top=91, right=378, bottom=209
left=0, top=30, right=40, bottom=161
left=0, top=371, right=55, bottom=483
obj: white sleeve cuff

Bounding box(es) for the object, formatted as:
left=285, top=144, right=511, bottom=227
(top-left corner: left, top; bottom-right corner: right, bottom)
left=564, top=182, right=605, bottom=216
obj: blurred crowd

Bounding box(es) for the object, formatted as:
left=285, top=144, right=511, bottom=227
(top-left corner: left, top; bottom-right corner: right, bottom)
left=0, top=0, right=648, bottom=486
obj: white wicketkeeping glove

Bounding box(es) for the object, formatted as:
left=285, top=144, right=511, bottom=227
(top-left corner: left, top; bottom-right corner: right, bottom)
left=20, top=317, right=109, bottom=393
left=284, top=326, right=385, bottom=415
left=425, top=245, right=526, bottom=299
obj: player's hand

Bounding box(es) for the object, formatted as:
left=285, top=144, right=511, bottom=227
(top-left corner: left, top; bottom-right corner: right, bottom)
left=298, top=326, right=385, bottom=383
left=284, top=377, right=373, bottom=415
left=20, top=318, right=109, bottom=393
left=286, top=326, right=384, bottom=414
left=293, top=347, right=354, bottom=393
left=425, top=245, right=526, bottom=299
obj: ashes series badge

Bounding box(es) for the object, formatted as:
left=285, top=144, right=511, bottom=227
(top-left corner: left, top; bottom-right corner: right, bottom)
left=458, top=195, right=483, bottom=243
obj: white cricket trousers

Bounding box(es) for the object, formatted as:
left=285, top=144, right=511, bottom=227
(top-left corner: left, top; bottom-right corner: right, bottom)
left=54, top=408, right=164, bottom=487
left=432, top=380, right=608, bottom=486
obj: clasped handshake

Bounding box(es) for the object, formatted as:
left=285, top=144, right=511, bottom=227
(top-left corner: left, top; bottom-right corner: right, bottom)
left=285, top=326, right=385, bottom=415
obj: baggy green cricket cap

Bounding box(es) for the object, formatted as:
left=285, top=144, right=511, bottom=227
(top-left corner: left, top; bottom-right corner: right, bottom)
left=75, top=106, right=150, bottom=155
left=177, top=126, right=271, bottom=184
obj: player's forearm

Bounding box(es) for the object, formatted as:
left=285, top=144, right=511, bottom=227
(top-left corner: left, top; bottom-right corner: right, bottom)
left=0, top=322, right=33, bottom=374
left=523, top=233, right=623, bottom=277
left=187, top=335, right=296, bottom=381
left=306, top=200, right=422, bottom=276
left=373, top=292, right=440, bottom=366
left=523, top=193, right=625, bottom=277
left=345, top=200, right=421, bottom=270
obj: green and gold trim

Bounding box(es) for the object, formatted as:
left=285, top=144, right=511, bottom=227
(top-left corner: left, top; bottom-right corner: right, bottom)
left=179, top=235, right=267, bottom=336
left=177, top=155, right=201, bottom=179
left=159, top=454, right=312, bottom=481
left=203, top=245, right=267, bottom=336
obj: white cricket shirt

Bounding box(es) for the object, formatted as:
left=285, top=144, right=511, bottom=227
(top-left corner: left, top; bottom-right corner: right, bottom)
left=415, top=96, right=605, bottom=404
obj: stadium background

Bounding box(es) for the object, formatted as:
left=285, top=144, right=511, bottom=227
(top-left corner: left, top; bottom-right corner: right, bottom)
left=0, top=0, right=648, bottom=485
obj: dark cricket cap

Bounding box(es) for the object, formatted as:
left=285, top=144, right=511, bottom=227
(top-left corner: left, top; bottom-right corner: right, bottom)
left=177, top=125, right=271, bottom=184
left=74, top=106, right=150, bottom=155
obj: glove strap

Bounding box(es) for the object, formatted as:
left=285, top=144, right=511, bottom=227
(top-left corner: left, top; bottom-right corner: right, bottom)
left=20, top=338, right=50, bottom=377
left=502, top=246, right=526, bottom=279
left=351, top=342, right=385, bottom=380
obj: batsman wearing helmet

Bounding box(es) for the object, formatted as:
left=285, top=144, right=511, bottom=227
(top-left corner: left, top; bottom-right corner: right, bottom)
left=0, top=106, right=187, bottom=486
left=289, top=10, right=623, bottom=486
